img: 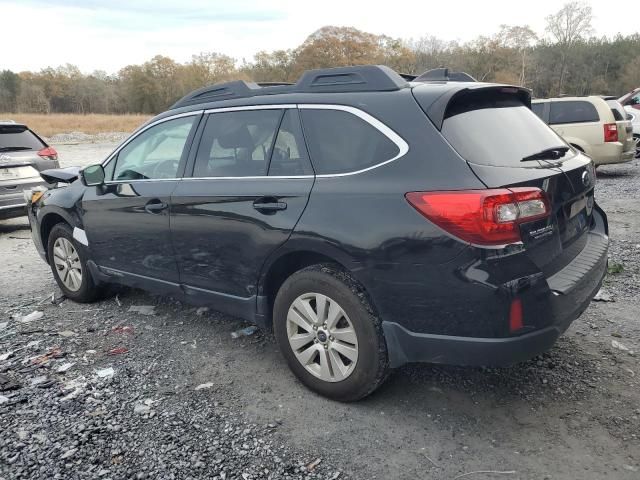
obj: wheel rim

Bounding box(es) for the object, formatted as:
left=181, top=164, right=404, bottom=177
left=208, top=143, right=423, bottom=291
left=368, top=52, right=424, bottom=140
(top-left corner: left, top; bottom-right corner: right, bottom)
left=286, top=293, right=358, bottom=383
left=634, top=136, right=640, bottom=158
left=52, top=237, right=82, bottom=292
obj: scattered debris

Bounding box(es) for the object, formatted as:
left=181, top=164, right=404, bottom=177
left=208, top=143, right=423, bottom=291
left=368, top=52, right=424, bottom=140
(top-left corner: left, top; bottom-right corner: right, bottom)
left=0, top=322, right=8, bottom=331
left=56, top=362, right=75, bottom=373
left=58, top=330, right=77, bottom=337
left=195, top=382, right=214, bottom=391
left=18, top=310, right=44, bottom=323
left=453, top=470, right=517, bottom=479
left=196, top=307, right=209, bottom=316
left=0, top=374, right=21, bottom=392
left=593, top=289, right=615, bottom=302
left=30, top=376, right=49, bottom=386
left=115, top=294, right=122, bottom=307
left=0, top=351, right=13, bottom=361
left=128, top=305, right=156, bottom=316
left=51, top=293, right=66, bottom=305
left=60, top=448, right=77, bottom=460
left=0, top=395, right=8, bottom=404
left=306, top=458, right=322, bottom=472
left=31, top=348, right=63, bottom=365
left=95, top=367, right=115, bottom=378
left=107, top=347, right=129, bottom=356
left=607, top=262, right=624, bottom=275
left=623, top=464, right=639, bottom=473
left=611, top=340, right=631, bottom=352
left=231, top=326, right=258, bottom=338
left=112, top=325, right=134, bottom=335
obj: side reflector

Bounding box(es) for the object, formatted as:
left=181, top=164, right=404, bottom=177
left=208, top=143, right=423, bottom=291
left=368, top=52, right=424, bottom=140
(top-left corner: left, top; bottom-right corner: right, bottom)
left=509, top=298, right=524, bottom=333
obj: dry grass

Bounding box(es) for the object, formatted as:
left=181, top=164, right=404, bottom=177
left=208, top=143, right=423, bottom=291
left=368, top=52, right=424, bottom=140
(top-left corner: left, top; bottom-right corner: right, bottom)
left=0, top=113, right=151, bottom=137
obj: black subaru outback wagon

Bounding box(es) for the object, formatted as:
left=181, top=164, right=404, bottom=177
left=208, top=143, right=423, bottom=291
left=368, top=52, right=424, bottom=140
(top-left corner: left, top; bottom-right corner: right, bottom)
left=28, top=65, right=608, bottom=401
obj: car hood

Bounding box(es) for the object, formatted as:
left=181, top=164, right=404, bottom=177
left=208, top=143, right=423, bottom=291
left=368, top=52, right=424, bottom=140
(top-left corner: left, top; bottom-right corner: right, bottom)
left=40, top=166, right=81, bottom=184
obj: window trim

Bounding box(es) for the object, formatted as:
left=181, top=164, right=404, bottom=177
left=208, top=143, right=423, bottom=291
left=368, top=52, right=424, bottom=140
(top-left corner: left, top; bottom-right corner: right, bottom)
left=101, top=104, right=409, bottom=182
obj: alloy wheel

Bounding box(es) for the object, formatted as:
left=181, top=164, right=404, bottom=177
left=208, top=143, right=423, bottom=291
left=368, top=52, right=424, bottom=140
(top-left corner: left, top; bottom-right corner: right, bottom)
left=286, top=292, right=358, bottom=382
left=52, top=237, right=83, bottom=292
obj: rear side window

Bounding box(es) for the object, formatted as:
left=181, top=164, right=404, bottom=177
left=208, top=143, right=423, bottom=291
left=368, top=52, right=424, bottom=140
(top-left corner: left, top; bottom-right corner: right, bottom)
left=0, top=125, right=45, bottom=150
left=606, top=100, right=626, bottom=121
left=194, top=110, right=282, bottom=177
left=300, top=109, right=399, bottom=175
left=531, top=102, right=545, bottom=120
left=549, top=101, right=599, bottom=125
left=442, top=95, right=570, bottom=167
left=268, top=110, right=313, bottom=176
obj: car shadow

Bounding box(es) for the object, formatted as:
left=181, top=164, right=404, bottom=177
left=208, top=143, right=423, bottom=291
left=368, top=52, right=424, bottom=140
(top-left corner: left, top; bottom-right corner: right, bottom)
left=0, top=217, right=31, bottom=235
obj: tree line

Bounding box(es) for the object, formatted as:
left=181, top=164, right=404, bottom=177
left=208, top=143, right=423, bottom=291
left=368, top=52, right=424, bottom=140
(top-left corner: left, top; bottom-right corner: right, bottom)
left=1, top=1, right=638, bottom=115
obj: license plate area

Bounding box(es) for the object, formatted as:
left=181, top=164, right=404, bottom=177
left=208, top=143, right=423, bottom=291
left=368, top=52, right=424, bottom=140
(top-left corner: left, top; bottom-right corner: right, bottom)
left=0, top=166, right=39, bottom=180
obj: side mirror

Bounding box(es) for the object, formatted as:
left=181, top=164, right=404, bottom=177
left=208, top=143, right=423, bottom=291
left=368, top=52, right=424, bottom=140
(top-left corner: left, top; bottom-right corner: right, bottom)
left=80, top=164, right=105, bottom=186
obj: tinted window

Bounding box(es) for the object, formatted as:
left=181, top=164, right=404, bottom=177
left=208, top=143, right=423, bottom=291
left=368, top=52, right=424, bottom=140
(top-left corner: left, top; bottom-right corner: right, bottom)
left=268, top=110, right=313, bottom=176
left=111, top=116, right=195, bottom=181
left=0, top=125, right=45, bottom=150
left=531, top=102, right=545, bottom=120
left=300, top=109, right=399, bottom=175
left=606, top=100, right=626, bottom=121
left=193, top=110, right=282, bottom=177
left=442, top=102, right=571, bottom=167
left=549, top=101, right=599, bottom=124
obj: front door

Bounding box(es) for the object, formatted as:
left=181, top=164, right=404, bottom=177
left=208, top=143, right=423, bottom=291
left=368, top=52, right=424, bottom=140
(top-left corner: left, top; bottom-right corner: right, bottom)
left=82, top=114, right=200, bottom=288
left=170, top=107, right=314, bottom=316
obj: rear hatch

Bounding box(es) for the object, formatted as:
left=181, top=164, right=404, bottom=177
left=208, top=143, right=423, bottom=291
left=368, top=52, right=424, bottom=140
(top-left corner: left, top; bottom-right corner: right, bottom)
left=413, top=85, right=597, bottom=277
left=606, top=99, right=635, bottom=154
left=0, top=123, right=54, bottom=185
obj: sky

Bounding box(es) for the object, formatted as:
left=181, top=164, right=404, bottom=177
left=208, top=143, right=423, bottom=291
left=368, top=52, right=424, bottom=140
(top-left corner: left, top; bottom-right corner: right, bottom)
left=0, top=0, right=637, bottom=74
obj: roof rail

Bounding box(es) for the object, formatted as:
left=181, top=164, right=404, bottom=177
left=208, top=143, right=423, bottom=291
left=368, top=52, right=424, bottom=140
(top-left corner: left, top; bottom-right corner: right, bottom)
left=414, top=68, right=477, bottom=83
left=170, top=65, right=408, bottom=110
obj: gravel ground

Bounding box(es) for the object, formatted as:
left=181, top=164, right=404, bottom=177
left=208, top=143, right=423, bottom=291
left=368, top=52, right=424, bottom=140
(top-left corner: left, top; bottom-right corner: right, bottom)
left=0, top=144, right=639, bottom=479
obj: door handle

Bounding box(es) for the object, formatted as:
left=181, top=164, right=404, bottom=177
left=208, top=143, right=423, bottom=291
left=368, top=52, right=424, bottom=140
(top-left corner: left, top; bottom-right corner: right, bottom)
left=253, top=198, right=287, bottom=212
left=144, top=200, right=168, bottom=214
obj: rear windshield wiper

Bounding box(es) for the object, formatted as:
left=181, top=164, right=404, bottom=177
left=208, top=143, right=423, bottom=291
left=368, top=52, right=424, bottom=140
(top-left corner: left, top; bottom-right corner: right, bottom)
left=521, top=146, right=570, bottom=162
left=0, top=146, right=33, bottom=152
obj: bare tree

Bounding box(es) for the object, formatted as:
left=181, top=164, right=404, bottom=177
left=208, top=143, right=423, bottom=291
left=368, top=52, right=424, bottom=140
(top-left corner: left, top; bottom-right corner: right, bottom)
left=545, top=1, right=593, bottom=94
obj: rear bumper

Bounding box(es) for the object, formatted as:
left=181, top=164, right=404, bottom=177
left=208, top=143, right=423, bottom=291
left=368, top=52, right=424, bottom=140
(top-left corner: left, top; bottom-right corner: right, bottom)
left=382, top=208, right=608, bottom=368
left=591, top=143, right=633, bottom=165
left=0, top=178, right=48, bottom=219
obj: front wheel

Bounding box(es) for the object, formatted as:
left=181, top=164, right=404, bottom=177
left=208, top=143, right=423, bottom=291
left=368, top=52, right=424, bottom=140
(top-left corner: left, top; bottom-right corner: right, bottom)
left=47, top=223, right=102, bottom=302
left=273, top=264, right=389, bottom=402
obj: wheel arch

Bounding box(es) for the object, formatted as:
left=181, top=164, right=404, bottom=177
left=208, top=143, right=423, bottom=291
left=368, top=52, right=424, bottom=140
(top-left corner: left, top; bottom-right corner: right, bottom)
left=257, top=244, right=375, bottom=331
left=39, top=208, right=76, bottom=263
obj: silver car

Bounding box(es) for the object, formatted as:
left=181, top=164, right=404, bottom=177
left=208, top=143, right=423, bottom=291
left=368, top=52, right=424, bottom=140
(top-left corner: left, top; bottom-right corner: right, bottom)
left=0, top=120, right=58, bottom=219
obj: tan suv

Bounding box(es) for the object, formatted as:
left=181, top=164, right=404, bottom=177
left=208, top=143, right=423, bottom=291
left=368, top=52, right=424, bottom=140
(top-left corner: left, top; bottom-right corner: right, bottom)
left=532, top=96, right=635, bottom=166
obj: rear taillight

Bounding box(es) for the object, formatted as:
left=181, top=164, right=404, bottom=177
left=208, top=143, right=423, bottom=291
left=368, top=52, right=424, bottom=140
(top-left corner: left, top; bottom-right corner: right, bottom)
left=37, top=146, right=58, bottom=161
left=405, top=187, right=550, bottom=246
left=603, top=123, right=618, bottom=143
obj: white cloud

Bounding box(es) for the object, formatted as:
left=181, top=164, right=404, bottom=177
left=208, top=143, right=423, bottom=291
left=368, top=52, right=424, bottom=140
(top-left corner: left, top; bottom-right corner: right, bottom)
left=0, top=0, right=636, bottom=73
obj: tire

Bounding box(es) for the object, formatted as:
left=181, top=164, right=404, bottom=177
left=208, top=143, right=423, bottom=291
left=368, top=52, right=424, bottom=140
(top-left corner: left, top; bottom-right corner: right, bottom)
left=47, top=223, right=102, bottom=302
left=634, top=135, right=640, bottom=159
left=273, top=264, right=389, bottom=401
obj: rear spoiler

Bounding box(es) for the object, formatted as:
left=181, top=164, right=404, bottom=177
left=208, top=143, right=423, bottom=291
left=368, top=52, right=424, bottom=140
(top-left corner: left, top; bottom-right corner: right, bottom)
left=40, top=166, right=80, bottom=184
left=419, top=84, right=532, bottom=130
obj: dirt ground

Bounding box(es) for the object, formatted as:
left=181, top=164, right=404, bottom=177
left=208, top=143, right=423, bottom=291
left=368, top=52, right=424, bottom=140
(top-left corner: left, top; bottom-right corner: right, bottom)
left=1, top=144, right=639, bottom=479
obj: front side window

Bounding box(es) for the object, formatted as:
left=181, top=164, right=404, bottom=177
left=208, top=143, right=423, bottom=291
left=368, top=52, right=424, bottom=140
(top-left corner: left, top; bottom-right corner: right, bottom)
left=549, top=101, right=599, bottom=125
left=531, top=102, right=545, bottom=120
left=111, top=116, right=196, bottom=181
left=300, top=109, right=399, bottom=175
left=193, top=110, right=282, bottom=177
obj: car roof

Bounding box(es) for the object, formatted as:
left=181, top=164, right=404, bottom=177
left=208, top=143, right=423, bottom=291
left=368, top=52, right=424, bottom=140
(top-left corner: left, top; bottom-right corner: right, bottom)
left=0, top=120, right=27, bottom=128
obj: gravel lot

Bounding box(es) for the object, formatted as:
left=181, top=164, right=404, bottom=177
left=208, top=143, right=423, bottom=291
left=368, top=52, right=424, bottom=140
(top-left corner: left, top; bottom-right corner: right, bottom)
left=1, top=143, right=639, bottom=479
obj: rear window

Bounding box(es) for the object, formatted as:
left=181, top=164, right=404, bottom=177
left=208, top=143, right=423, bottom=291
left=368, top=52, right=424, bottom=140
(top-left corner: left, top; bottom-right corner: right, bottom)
left=606, top=100, right=627, bottom=121
left=549, top=101, right=599, bottom=124
left=442, top=97, right=570, bottom=167
left=0, top=125, right=45, bottom=150
left=300, top=109, right=399, bottom=175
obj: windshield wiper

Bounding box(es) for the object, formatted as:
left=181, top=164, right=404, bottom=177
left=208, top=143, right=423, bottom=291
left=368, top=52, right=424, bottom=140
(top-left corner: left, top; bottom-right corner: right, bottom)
left=521, top=146, right=570, bottom=162
left=0, top=146, right=32, bottom=152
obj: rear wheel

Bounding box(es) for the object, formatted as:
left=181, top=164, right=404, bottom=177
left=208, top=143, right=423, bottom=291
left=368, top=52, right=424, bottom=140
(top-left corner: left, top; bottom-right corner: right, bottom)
left=634, top=134, right=640, bottom=159
left=273, top=264, right=389, bottom=401
left=47, top=223, right=102, bottom=302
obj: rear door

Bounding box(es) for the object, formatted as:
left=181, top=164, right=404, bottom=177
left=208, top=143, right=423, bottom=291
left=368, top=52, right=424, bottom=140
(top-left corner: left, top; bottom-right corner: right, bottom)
left=170, top=107, right=314, bottom=316
left=437, top=90, right=597, bottom=277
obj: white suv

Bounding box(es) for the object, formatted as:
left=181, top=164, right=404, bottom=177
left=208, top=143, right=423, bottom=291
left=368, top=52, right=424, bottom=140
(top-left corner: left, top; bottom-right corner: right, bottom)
left=532, top=96, right=635, bottom=166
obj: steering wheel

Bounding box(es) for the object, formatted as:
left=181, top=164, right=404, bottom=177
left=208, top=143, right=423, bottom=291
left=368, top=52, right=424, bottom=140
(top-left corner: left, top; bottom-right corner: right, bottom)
left=152, top=159, right=179, bottom=179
